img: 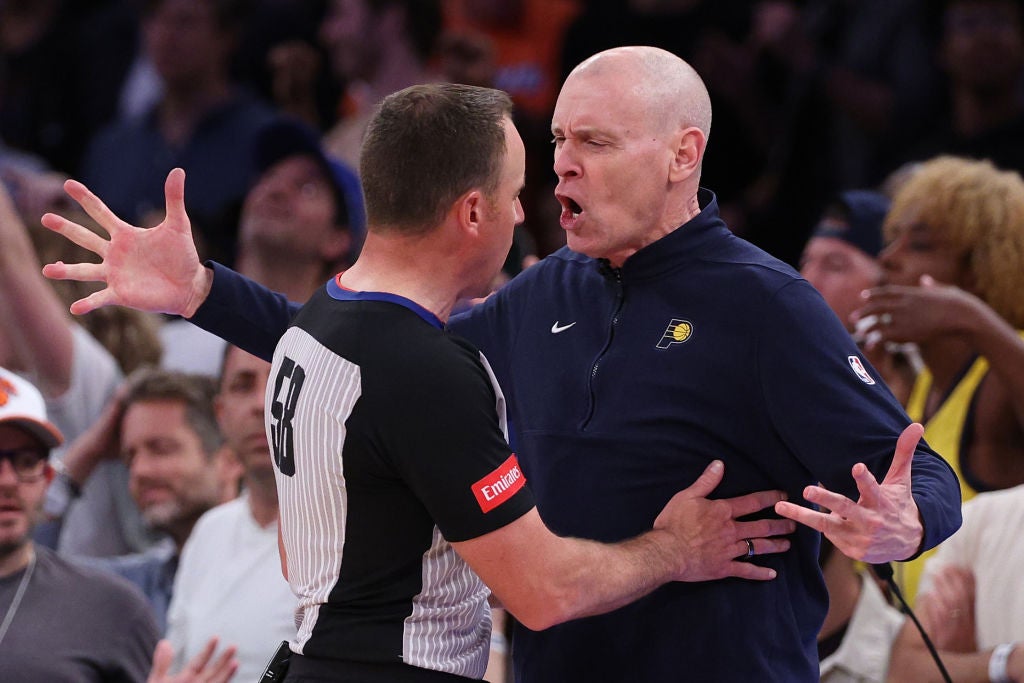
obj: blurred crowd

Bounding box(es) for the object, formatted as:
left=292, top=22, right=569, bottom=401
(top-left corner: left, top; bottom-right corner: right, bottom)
left=3, top=0, right=1022, bottom=267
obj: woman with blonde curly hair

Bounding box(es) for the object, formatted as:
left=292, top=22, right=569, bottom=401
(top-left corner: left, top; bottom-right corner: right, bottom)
left=856, top=155, right=1024, bottom=603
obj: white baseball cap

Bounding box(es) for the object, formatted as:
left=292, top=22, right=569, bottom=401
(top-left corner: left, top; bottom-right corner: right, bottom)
left=0, top=367, right=63, bottom=448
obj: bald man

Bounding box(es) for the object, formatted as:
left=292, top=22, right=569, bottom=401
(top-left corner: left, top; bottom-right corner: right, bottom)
left=449, top=46, right=959, bottom=681
left=41, top=48, right=961, bottom=681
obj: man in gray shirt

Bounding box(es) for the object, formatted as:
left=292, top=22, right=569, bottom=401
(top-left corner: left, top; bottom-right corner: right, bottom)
left=0, top=366, right=158, bottom=681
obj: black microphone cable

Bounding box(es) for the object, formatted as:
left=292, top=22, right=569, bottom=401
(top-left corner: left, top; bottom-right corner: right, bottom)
left=871, top=562, right=953, bottom=683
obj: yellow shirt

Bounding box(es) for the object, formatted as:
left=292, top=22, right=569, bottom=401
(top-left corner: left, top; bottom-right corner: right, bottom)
left=898, top=330, right=1024, bottom=603
left=897, top=358, right=987, bottom=605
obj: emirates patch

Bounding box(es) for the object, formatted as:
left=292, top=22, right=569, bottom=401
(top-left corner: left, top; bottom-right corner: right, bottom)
left=472, top=454, right=526, bottom=513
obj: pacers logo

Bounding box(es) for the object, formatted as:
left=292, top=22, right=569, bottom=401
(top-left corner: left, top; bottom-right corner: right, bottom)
left=656, top=319, right=693, bottom=349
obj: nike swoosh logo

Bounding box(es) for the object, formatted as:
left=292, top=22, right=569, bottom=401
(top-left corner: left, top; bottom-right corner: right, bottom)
left=551, top=321, right=577, bottom=334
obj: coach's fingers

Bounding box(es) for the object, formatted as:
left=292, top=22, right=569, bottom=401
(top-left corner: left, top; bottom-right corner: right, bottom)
left=774, top=500, right=829, bottom=533
left=797, top=485, right=857, bottom=518
left=882, top=422, right=923, bottom=487
left=852, top=463, right=881, bottom=509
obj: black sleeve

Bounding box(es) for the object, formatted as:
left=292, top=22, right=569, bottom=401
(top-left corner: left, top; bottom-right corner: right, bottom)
left=379, top=335, right=535, bottom=542
left=189, top=261, right=301, bottom=362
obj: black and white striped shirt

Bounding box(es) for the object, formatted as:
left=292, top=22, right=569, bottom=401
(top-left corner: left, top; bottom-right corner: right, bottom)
left=268, top=280, right=534, bottom=680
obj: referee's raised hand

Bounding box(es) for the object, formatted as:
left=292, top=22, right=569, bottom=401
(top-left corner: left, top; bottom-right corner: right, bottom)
left=40, top=168, right=213, bottom=318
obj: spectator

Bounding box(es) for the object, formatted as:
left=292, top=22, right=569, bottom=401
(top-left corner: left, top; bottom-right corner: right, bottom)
left=79, top=0, right=275, bottom=264
left=148, top=637, right=239, bottom=683
left=799, top=190, right=918, bottom=405
left=77, top=369, right=239, bottom=632
left=766, top=0, right=940, bottom=189
left=817, top=537, right=904, bottom=682
left=0, top=179, right=151, bottom=558
left=912, top=0, right=1024, bottom=175
left=856, top=155, right=1024, bottom=604
left=235, top=117, right=362, bottom=300
left=160, top=116, right=363, bottom=376
left=232, top=1, right=339, bottom=131
left=801, top=190, right=888, bottom=335
left=0, top=0, right=91, bottom=173
left=0, top=366, right=159, bottom=681
left=887, top=484, right=1024, bottom=682
left=319, top=0, right=443, bottom=170
left=74, top=0, right=164, bottom=134
left=165, top=344, right=294, bottom=682
left=442, top=0, right=581, bottom=121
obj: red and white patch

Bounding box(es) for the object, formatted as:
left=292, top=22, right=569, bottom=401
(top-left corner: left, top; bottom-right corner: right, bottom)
left=847, top=355, right=876, bottom=385
left=472, top=454, right=527, bottom=513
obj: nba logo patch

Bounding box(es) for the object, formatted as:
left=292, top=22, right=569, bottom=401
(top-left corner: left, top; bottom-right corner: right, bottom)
left=847, top=355, right=875, bottom=385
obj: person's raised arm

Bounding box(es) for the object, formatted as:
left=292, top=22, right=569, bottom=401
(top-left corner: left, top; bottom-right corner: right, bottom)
left=755, top=280, right=960, bottom=563
left=0, top=180, right=75, bottom=397
left=40, top=168, right=212, bottom=318
left=453, top=460, right=794, bottom=631
left=887, top=621, right=1024, bottom=683
left=887, top=566, right=1021, bottom=683
left=50, top=378, right=133, bottom=501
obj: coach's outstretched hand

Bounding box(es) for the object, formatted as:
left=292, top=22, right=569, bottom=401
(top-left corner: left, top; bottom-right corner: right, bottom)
left=774, top=423, right=925, bottom=563
left=41, top=168, right=212, bottom=317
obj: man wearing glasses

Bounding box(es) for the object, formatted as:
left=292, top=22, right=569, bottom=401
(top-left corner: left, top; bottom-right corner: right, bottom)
left=0, top=367, right=159, bottom=682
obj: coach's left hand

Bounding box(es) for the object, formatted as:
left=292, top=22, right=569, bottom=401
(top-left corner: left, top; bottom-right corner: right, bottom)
left=774, top=423, right=925, bottom=563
